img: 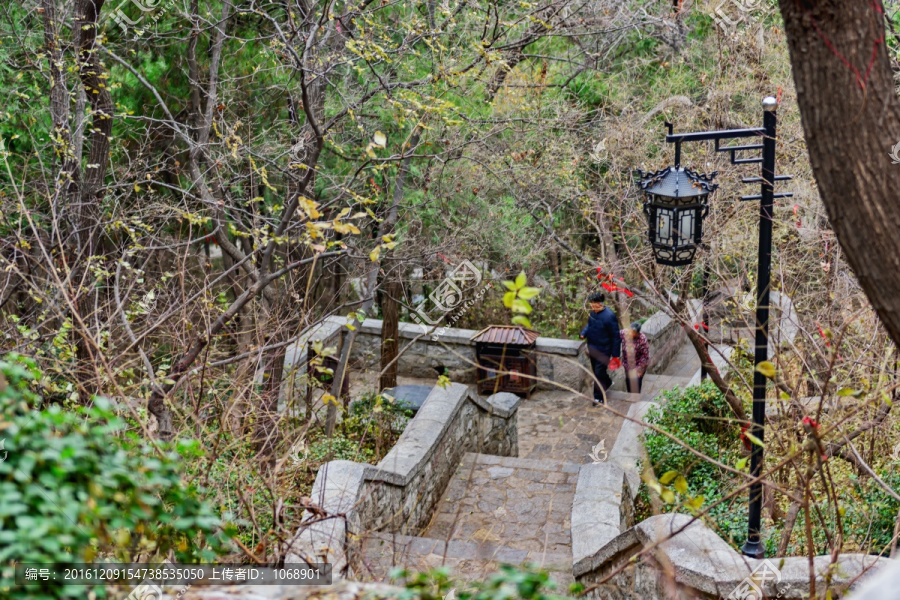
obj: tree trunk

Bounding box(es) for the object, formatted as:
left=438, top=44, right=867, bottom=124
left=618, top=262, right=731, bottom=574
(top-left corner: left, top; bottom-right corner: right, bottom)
left=778, top=0, right=900, bottom=348
left=70, top=0, right=113, bottom=401
left=379, top=275, right=401, bottom=391
left=325, top=131, right=420, bottom=436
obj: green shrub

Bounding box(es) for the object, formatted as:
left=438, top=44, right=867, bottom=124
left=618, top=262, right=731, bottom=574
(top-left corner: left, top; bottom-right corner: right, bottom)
left=643, top=379, right=738, bottom=482
left=393, top=563, right=578, bottom=600
left=0, top=354, right=235, bottom=599
left=838, top=472, right=900, bottom=555
left=345, top=390, right=414, bottom=437
left=303, top=435, right=375, bottom=464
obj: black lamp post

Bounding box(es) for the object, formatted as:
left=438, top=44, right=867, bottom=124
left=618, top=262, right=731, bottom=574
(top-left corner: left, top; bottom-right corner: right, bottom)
left=635, top=96, right=792, bottom=558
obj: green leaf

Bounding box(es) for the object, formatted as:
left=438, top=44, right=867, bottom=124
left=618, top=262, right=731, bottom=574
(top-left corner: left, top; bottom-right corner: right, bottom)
left=837, top=387, right=862, bottom=398
left=518, top=286, right=540, bottom=300
left=511, top=298, right=532, bottom=314
left=744, top=431, right=764, bottom=447
left=503, top=291, right=516, bottom=308
left=659, top=470, right=678, bottom=485
left=511, top=315, right=532, bottom=328
left=756, top=361, right=776, bottom=379
left=502, top=280, right=517, bottom=292
left=735, top=457, right=748, bottom=470
left=673, top=475, right=688, bottom=494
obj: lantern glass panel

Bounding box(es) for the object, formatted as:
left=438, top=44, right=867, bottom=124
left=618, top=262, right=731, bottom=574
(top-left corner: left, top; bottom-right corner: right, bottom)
left=677, top=208, right=696, bottom=247
left=655, top=206, right=673, bottom=246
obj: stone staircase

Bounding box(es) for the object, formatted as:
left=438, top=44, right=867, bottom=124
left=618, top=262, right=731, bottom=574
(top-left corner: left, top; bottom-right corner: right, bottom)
left=355, top=338, right=704, bottom=588
left=358, top=452, right=579, bottom=585
left=355, top=387, right=642, bottom=587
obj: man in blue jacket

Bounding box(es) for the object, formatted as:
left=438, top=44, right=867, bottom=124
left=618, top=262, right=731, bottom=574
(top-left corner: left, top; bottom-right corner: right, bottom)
left=579, top=292, right=621, bottom=405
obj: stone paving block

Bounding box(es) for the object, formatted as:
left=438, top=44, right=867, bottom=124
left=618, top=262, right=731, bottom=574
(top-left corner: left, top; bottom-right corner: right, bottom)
left=445, top=539, right=478, bottom=559
left=487, top=466, right=514, bottom=479
left=408, top=536, right=437, bottom=555
left=517, top=469, right=547, bottom=482
left=473, top=453, right=502, bottom=465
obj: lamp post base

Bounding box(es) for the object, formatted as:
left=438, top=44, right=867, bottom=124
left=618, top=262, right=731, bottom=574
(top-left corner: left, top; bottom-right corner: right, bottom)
left=741, top=539, right=765, bottom=559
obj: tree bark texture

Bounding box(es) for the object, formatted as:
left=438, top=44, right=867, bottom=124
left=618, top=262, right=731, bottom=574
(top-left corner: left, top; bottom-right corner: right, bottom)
left=379, top=276, right=401, bottom=391
left=779, top=0, right=900, bottom=348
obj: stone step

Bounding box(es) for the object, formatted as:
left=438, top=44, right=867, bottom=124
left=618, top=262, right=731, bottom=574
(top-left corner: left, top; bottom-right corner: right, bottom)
left=469, top=452, right=583, bottom=474
left=357, top=531, right=575, bottom=588
left=422, top=453, right=576, bottom=561
left=362, top=531, right=571, bottom=570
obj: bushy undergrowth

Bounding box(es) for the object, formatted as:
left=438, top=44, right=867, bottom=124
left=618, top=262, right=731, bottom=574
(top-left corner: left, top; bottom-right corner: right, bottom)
left=637, top=379, right=900, bottom=556
left=0, top=355, right=235, bottom=599
left=393, top=563, right=581, bottom=600
left=637, top=380, right=757, bottom=550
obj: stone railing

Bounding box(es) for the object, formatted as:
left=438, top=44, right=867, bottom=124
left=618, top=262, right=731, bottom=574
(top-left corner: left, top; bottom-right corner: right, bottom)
left=578, top=512, right=884, bottom=600
left=282, top=313, right=689, bottom=400
left=280, top=316, right=591, bottom=396
left=286, top=383, right=520, bottom=577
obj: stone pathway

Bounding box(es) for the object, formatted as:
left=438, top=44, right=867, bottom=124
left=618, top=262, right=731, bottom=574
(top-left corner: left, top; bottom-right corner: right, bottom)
left=357, top=338, right=702, bottom=588
left=639, top=337, right=701, bottom=400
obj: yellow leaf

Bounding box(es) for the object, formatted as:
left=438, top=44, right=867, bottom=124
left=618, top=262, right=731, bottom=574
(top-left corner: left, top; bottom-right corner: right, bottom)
left=299, top=197, right=321, bottom=219
left=674, top=475, right=688, bottom=494
left=322, top=394, right=338, bottom=406
left=514, top=271, right=527, bottom=289
left=373, top=131, right=387, bottom=148
left=518, top=286, right=540, bottom=300
left=756, top=361, right=776, bottom=379
left=660, top=488, right=675, bottom=504
left=744, top=431, right=764, bottom=447
left=369, top=246, right=381, bottom=262
left=659, top=470, right=678, bottom=485
left=503, top=291, right=516, bottom=308
left=837, top=387, right=862, bottom=397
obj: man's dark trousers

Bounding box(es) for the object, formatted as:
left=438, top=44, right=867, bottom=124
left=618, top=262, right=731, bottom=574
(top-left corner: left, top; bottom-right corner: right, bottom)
left=587, top=345, right=612, bottom=399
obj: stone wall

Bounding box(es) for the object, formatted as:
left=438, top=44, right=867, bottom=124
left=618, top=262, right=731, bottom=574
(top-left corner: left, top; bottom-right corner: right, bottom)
left=282, top=312, right=686, bottom=400
left=286, top=383, right=519, bottom=577
left=300, top=316, right=591, bottom=393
